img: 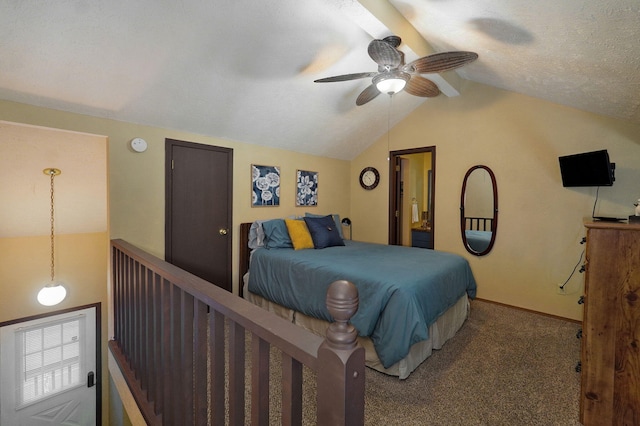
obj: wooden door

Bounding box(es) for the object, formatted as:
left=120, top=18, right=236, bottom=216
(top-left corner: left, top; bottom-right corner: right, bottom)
left=165, top=139, right=233, bottom=292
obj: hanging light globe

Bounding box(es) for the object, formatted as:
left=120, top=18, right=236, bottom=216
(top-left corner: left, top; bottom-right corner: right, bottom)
left=37, top=282, right=67, bottom=306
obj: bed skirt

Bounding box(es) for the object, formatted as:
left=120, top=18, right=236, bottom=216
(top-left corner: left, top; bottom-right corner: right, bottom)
left=243, top=274, right=470, bottom=379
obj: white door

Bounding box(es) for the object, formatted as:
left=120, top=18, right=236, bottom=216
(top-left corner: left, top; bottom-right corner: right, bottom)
left=0, top=306, right=97, bottom=425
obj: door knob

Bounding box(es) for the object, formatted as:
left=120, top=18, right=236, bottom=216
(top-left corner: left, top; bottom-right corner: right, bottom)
left=219, top=228, right=228, bottom=236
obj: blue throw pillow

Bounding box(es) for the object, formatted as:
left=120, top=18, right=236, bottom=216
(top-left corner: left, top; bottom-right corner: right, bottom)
left=303, top=215, right=345, bottom=249
left=262, top=219, right=293, bottom=249
left=305, top=212, right=343, bottom=239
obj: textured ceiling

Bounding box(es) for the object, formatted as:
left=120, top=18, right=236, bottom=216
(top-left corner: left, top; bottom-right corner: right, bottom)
left=390, top=0, right=640, bottom=125
left=0, top=0, right=638, bottom=161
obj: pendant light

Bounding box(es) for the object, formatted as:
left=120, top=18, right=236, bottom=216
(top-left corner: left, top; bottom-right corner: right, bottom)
left=37, top=168, right=67, bottom=306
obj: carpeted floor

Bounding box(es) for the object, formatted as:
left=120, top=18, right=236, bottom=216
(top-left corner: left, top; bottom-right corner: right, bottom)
left=361, top=299, right=582, bottom=425
left=249, top=299, right=582, bottom=425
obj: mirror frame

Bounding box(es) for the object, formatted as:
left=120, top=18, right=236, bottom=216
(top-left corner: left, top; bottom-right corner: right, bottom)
left=460, top=165, right=498, bottom=256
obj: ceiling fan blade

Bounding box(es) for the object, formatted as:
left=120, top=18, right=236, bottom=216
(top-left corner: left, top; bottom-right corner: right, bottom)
left=368, top=39, right=402, bottom=68
left=356, top=84, right=381, bottom=106
left=405, top=76, right=440, bottom=97
left=405, top=51, right=478, bottom=74
left=314, top=72, right=376, bottom=83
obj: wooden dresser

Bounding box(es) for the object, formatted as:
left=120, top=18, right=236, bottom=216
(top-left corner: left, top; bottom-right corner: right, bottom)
left=580, top=222, right=640, bottom=425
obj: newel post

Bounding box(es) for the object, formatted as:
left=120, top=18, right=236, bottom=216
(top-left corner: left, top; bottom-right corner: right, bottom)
left=317, top=280, right=365, bottom=425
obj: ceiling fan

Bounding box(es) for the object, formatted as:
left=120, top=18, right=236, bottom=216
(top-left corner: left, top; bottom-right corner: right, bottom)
left=314, top=36, right=478, bottom=106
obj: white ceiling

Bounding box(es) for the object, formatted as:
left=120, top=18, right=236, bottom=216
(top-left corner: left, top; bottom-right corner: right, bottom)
left=0, top=0, right=638, bottom=161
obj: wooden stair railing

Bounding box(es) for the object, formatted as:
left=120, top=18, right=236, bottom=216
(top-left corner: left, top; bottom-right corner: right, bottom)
left=109, top=239, right=364, bottom=425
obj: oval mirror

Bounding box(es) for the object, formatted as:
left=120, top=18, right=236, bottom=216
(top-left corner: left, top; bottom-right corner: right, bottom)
left=460, top=165, right=498, bottom=256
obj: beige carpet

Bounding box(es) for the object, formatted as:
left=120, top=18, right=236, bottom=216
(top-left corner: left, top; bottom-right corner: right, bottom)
left=360, top=300, right=582, bottom=425
left=288, top=301, right=580, bottom=426
left=246, top=299, right=582, bottom=425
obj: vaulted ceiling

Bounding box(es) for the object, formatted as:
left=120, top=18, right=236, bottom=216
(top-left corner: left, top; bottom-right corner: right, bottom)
left=1, top=0, right=638, bottom=160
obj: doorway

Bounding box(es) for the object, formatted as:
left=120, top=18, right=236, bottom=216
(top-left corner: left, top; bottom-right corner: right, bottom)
left=0, top=305, right=100, bottom=425
left=389, top=146, right=435, bottom=249
left=165, top=139, right=233, bottom=292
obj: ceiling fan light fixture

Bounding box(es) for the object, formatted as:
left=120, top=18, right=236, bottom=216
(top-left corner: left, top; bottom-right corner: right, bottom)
left=314, top=36, right=477, bottom=105
left=373, top=71, right=410, bottom=95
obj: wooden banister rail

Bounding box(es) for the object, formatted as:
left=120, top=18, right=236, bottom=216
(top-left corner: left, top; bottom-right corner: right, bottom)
left=109, top=239, right=364, bottom=425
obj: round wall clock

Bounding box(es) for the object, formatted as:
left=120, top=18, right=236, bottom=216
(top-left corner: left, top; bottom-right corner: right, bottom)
left=359, top=167, right=380, bottom=190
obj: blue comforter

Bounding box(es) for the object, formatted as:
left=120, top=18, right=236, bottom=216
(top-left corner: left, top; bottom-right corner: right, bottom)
left=248, top=240, right=477, bottom=368
left=465, top=230, right=492, bottom=252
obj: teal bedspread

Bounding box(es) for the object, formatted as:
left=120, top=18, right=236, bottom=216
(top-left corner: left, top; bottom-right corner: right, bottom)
left=465, top=230, right=492, bottom=252
left=248, top=240, right=477, bottom=368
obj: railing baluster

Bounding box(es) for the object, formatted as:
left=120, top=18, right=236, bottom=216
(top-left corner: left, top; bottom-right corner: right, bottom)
left=134, top=260, right=141, bottom=381
left=112, top=247, right=120, bottom=341
left=150, top=272, right=161, bottom=413
left=229, top=320, right=246, bottom=425
left=251, top=335, right=270, bottom=425
left=123, top=256, right=131, bottom=361
left=281, top=352, right=303, bottom=426
left=169, top=285, right=182, bottom=424
left=160, top=278, right=172, bottom=422
left=210, top=309, right=225, bottom=425
left=144, top=270, right=154, bottom=408
left=193, top=299, right=208, bottom=424
left=180, top=291, right=194, bottom=425
left=140, top=265, right=148, bottom=392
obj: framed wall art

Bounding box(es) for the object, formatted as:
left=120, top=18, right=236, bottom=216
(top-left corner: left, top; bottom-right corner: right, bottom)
left=296, top=169, right=318, bottom=206
left=252, top=164, right=280, bottom=206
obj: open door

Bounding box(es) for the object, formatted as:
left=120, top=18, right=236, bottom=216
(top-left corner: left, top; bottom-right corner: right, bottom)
left=389, top=147, right=436, bottom=249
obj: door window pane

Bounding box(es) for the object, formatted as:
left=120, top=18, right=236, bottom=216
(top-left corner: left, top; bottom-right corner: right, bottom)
left=16, top=315, right=85, bottom=408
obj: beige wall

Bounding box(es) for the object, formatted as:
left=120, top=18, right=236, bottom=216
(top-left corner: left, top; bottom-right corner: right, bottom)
left=0, top=233, right=107, bottom=322
left=0, top=99, right=351, bottom=297
left=4, top=81, right=640, bottom=323
left=351, top=80, right=640, bottom=321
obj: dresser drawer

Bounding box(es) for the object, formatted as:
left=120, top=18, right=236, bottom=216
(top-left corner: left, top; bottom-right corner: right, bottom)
left=411, top=229, right=432, bottom=249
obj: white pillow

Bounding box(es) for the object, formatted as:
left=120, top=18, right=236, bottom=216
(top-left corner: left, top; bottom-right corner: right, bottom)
left=248, top=220, right=266, bottom=249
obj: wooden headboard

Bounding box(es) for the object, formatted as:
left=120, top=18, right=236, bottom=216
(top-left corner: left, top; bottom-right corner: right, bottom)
left=238, top=222, right=253, bottom=297
left=464, top=217, right=493, bottom=231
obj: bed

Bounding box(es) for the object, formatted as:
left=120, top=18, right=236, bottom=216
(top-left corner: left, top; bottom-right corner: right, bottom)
left=239, top=217, right=477, bottom=379
left=465, top=230, right=492, bottom=252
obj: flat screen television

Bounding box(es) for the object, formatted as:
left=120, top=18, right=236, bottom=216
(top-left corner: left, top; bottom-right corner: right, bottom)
left=558, top=149, right=615, bottom=187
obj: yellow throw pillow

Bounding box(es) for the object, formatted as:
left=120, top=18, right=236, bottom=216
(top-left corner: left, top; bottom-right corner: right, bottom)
left=285, top=219, right=314, bottom=250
